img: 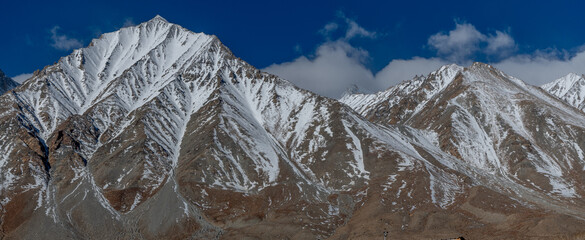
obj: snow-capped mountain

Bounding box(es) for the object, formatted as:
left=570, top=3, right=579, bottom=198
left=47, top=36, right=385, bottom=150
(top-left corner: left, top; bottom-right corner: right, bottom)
left=340, top=63, right=585, bottom=237
left=3, top=16, right=585, bottom=239
left=542, top=73, right=585, bottom=111
left=1, top=15, right=433, bottom=238
left=342, top=63, right=585, bottom=199
left=0, top=69, right=18, bottom=94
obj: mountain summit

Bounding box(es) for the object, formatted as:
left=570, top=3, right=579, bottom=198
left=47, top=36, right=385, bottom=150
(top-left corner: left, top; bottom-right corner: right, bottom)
left=3, top=17, right=585, bottom=239
left=542, top=73, right=585, bottom=111
left=1, top=16, right=399, bottom=238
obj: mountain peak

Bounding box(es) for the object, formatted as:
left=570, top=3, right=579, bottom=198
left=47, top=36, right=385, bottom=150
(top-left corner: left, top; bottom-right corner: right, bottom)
left=542, top=72, right=585, bottom=92
left=149, top=15, right=169, bottom=23
left=542, top=72, right=585, bottom=111
left=24, top=14, right=217, bottom=119
left=562, top=72, right=585, bottom=82
left=134, top=15, right=172, bottom=29
left=437, top=63, right=464, bottom=72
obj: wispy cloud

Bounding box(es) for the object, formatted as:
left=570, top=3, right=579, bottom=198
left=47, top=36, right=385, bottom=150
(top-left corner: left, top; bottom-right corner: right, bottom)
left=123, top=18, right=136, bottom=27
left=343, top=19, right=376, bottom=40
left=12, top=73, right=33, bottom=84
left=319, top=22, right=339, bottom=38
left=319, top=11, right=377, bottom=41
left=50, top=26, right=83, bottom=51
left=485, top=30, right=516, bottom=58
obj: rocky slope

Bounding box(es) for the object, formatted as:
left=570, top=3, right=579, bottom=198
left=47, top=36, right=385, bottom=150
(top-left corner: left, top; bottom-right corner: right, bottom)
left=2, top=16, right=585, bottom=239
left=0, top=69, right=18, bottom=94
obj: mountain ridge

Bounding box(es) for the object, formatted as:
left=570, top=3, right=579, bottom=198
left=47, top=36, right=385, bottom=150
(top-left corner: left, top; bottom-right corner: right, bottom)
left=3, top=16, right=585, bottom=239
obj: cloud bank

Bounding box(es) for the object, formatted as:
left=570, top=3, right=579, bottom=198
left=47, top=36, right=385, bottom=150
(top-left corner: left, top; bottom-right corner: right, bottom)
left=495, top=50, right=585, bottom=86
left=264, top=41, right=375, bottom=98
left=265, top=19, right=585, bottom=98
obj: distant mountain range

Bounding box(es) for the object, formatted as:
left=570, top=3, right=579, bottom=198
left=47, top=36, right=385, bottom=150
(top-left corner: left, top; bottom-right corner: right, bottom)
left=2, top=16, right=585, bottom=239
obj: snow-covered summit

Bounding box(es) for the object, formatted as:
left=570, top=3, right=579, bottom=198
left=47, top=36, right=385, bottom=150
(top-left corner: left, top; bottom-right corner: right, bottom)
left=2, top=15, right=388, bottom=215
left=13, top=15, right=219, bottom=136
left=149, top=14, right=169, bottom=23
left=343, top=60, right=585, bottom=202
left=542, top=73, right=585, bottom=111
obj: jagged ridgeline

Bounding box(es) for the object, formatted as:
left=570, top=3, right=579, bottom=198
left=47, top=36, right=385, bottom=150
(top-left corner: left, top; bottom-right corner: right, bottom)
left=2, top=16, right=585, bottom=239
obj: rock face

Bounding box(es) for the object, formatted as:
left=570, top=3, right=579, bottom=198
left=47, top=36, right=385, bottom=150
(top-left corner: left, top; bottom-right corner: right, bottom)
left=0, top=69, right=18, bottom=94
left=2, top=16, right=585, bottom=239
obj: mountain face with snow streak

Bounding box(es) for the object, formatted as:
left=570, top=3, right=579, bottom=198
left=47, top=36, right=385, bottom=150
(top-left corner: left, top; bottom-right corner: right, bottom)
left=0, top=69, right=18, bottom=94
left=343, top=63, right=585, bottom=199
left=0, top=16, right=411, bottom=238
left=339, top=63, right=585, bottom=238
left=542, top=73, right=585, bottom=111
left=3, top=16, right=585, bottom=239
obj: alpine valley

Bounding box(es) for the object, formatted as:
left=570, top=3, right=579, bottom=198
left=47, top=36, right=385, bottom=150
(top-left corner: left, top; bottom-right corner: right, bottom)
left=2, top=16, right=585, bottom=239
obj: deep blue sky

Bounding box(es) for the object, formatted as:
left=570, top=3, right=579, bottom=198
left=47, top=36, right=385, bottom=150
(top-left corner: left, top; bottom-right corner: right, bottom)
left=2, top=0, right=585, bottom=96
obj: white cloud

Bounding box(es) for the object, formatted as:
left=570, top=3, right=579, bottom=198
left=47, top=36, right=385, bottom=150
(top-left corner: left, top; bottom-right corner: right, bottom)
left=428, top=22, right=516, bottom=62
left=50, top=26, right=83, bottom=51
left=266, top=19, right=585, bottom=98
left=485, top=30, right=516, bottom=59
left=264, top=40, right=375, bottom=98
left=264, top=13, right=378, bottom=98
left=264, top=44, right=453, bottom=98
left=12, top=73, right=33, bottom=84
left=428, top=23, right=485, bottom=62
